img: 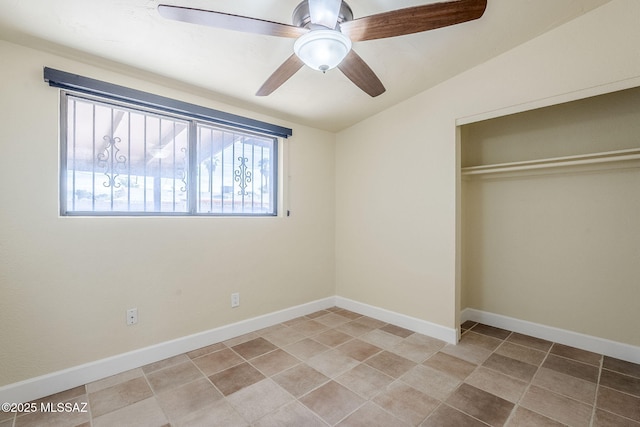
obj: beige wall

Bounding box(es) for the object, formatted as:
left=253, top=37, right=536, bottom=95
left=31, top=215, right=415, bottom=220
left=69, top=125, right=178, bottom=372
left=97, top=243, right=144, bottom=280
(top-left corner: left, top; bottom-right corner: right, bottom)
left=461, top=87, right=640, bottom=168
left=462, top=166, right=640, bottom=345
left=0, top=40, right=336, bottom=387
left=336, top=0, right=640, bottom=341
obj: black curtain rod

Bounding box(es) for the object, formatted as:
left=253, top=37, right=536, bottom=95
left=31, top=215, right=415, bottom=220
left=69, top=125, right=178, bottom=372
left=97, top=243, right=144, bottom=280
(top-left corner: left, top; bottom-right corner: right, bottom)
left=43, top=67, right=292, bottom=139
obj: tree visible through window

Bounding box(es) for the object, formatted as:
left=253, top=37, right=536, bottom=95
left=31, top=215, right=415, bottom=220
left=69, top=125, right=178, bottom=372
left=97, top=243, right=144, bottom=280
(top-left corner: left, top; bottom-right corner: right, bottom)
left=62, top=93, right=277, bottom=216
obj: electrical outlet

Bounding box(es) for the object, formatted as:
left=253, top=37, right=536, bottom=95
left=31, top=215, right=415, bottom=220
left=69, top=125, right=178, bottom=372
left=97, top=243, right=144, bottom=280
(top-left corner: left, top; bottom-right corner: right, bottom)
left=231, top=293, right=240, bottom=308
left=126, top=308, right=138, bottom=325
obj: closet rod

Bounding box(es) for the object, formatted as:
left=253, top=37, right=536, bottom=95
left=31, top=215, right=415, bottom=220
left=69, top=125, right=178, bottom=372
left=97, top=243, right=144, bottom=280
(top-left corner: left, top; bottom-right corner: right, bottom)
left=462, top=148, right=640, bottom=175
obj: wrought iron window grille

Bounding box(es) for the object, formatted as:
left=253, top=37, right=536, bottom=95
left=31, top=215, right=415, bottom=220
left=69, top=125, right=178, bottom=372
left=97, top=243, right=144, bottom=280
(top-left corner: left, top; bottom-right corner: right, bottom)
left=60, top=92, right=278, bottom=216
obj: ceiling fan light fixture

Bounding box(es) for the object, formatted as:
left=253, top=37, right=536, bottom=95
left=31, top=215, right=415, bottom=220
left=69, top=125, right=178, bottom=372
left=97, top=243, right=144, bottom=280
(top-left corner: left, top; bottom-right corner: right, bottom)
left=293, top=29, right=352, bottom=72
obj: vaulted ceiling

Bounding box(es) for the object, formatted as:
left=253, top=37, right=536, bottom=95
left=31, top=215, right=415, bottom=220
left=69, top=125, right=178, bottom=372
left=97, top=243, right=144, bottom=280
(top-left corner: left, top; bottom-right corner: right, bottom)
left=0, top=0, right=611, bottom=131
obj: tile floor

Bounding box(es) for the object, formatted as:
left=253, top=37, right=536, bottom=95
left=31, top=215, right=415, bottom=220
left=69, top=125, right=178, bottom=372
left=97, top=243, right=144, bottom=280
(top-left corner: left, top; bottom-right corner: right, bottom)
left=2, top=307, right=639, bottom=426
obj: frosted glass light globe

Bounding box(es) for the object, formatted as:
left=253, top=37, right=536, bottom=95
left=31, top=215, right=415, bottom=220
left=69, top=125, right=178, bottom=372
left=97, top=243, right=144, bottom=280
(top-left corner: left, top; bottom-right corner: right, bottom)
left=294, top=29, right=352, bottom=72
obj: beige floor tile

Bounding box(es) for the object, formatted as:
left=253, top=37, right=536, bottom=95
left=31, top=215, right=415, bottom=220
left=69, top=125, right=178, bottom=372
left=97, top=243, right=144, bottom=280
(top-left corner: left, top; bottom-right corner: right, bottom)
left=289, top=319, right=330, bottom=336
left=380, top=324, right=414, bottom=338
left=550, top=343, right=602, bottom=366
left=272, top=363, right=330, bottom=397
left=359, top=329, right=404, bottom=350
left=0, top=411, right=13, bottom=424
left=278, top=316, right=312, bottom=335
left=253, top=401, right=326, bottom=427
left=336, top=338, right=383, bottom=361
left=506, top=407, right=564, bottom=426
left=337, top=320, right=378, bottom=337
left=599, top=368, right=640, bottom=397
left=459, top=331, right=503, bottom=351
left=251, top=348, right=300, bottom=377
left=231, top=337, right=277, bottom=360
left=365, top=351, right=416, bottom=378
left=282, top=316, right=309, bottom=327
left=352, top=316, right=387, bottom=329
left=92, top=397, right=168, bottom=427
left=223, top=332, right=259, bottom=347
left=186, top=342, right=225, bottom=359
left=441, top=340, right=492, bottom=365
left=86, top=369, right=143, bottom=394
left=592, top=408, right=640, bottom=427
left=307, top=349, right=360, bottom=378
left=496, top=342, right=547, bottom=366
left=446, top=383, right=514, bottom=427
left=532, top=367, right=597, bottom=404
left=155, top=377, right=223, bottom=422
left=482, top=353, right=538, bottom=382
left=405, top=333, right=447, bottom=349
left=299, top=380, right=366, bottom=425
left=145, top=361, right=203, bottom=393
left=177, top=399, right=248, bottom=427
left=520, top=385, right=593, bottom=427
left=335, top=363, right=395, bottom=399
left=391, top=338, right=443, bottom=363
left=260, top=326, right=307, bottom=347
left=542, top=354, right=599, bottom=383
left=337, top=401, right=409, bottom=427
left=373, top=382, right=440, bottom=425
left=255, top=324, right=287, bottom=336
left=192, top=347, right=244, bottom=376
left=227, top=379, right=294, bottom=423
left=400, top=365, right=460, bottom=400
left=461, top=320, right=477, bottom=329
left=596, top=386, right=640, bottom=422
left=314, top=313, right=352, bottom=328
left=305, top=310, right=332, bottom=319
left=424, top=352, right=476, bottom=380
left=470, top=324, right=512, bottom=340
left=603, top=356, right=640, bottom=378
left=313, top=329, right=353, bottom=347
left=89, top=376, right=153, bottom=418
left=209, top=362, right=266, bottom=396
left=465, top=366, right=528, bottom=403
left=333, top=309, right=363, bottom=320
left=421, top=404, right=487, bottom=427
left=283, top=338, right=329, bottom=360
left=506, top=333, right=553, bottom=352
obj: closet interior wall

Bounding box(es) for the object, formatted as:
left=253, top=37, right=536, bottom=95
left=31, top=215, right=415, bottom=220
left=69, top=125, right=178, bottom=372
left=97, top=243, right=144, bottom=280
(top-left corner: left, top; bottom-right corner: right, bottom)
left=460, top=86, right=640, bottom=347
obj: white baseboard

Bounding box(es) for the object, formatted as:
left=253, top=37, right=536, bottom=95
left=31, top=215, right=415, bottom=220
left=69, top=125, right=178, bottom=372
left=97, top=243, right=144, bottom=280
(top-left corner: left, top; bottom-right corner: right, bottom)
left=0, top=297, right=336, bottom=405
left=1, top=296, right=463, bottom=405
left=335, top=297, right=457, bottom=344
left=461, top=308, right=640, bottom=364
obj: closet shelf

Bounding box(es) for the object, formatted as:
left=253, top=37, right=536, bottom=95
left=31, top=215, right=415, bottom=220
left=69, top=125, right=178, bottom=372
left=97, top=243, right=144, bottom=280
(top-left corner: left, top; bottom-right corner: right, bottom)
left=461, top=148, right=640, bottom=175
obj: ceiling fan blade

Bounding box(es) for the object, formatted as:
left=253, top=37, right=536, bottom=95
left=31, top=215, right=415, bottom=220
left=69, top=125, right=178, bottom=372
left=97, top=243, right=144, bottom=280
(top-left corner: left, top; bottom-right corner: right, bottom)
left=256, top=54, right=305, bottom=96
left=309, top=0, right=342, bottom=29
left=158, top=4, right=308, bottom=38
left=340, top=0, right=487, bottom=42
left=338, top=50, right=385, bottom=97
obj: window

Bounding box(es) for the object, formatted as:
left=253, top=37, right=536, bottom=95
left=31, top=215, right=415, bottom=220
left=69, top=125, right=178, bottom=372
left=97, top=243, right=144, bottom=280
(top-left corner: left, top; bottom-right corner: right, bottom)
left=47, top=67, right=291, bottom=216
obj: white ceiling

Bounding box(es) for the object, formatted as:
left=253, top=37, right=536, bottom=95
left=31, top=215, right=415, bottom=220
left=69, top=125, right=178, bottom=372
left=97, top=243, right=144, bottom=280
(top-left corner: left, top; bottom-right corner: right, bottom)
left=0, top=0, right=611, bottom=132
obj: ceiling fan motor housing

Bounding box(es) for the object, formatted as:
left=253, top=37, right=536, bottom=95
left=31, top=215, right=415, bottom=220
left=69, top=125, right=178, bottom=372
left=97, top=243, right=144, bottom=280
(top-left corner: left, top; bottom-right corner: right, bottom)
left=292, top=0, right=353, bottom=29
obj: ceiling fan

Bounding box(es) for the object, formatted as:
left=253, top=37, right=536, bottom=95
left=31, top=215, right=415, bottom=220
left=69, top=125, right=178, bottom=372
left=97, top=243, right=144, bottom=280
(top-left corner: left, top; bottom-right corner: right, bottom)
left=158, top=0, right=487, bottom=97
